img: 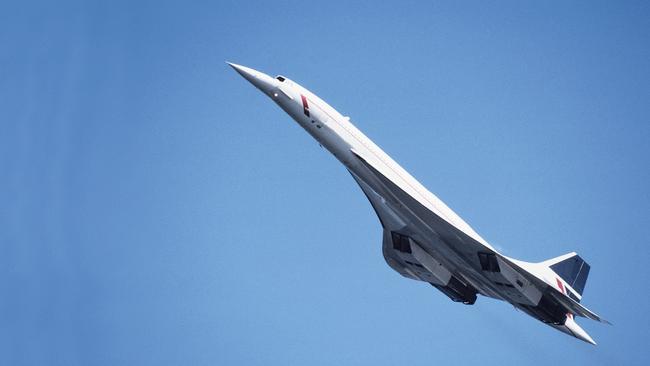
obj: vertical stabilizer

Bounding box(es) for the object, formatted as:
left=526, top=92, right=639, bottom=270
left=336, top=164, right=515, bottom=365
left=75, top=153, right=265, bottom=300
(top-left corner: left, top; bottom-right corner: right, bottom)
left=542, top=253, right=590, bottom=296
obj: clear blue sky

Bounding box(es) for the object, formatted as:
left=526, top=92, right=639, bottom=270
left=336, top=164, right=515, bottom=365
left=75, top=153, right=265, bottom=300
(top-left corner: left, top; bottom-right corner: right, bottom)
left=2, top=1, right=649, bottom=365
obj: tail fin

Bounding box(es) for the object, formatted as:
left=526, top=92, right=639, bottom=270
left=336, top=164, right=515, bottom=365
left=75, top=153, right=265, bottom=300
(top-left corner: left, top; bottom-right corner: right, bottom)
left=542, top=252, right=591, bottom=296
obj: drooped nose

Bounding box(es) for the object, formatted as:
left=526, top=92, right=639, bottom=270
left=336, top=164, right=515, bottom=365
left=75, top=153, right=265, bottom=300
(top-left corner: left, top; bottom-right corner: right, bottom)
left=227, top=62, right=277, bottom=95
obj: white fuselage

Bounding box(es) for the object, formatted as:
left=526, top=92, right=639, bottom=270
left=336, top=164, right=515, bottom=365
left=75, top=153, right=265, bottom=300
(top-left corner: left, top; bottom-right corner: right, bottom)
left=278, top=78, right=494, bottom=247
left=228, top=63, right=573, bottom=297
left=229, top=63, right=602, bottom=344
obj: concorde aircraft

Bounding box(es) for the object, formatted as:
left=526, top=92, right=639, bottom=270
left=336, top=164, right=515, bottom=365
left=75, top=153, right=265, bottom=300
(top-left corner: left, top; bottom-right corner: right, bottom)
left=228, top=62, right=609, bottom=344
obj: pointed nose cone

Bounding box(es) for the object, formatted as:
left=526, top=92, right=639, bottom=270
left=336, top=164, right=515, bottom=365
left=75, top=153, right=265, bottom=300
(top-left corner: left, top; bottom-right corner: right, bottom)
left=227, top=62, right=258, bottom=83
left=227, top=62, right=277, bottom=95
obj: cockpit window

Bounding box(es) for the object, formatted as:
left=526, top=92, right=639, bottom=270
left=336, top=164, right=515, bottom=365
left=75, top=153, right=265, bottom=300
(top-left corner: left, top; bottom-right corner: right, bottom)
left=276, top=75, right=285, bottom=82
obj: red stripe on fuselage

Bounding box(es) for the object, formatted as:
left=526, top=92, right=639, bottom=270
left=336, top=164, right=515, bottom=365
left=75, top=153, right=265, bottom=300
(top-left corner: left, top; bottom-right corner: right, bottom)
left=301, top=94, right=310, bottom=117
left=556, top=278, right=565, bottom=294
left=556, top=278, right=573, bottom=320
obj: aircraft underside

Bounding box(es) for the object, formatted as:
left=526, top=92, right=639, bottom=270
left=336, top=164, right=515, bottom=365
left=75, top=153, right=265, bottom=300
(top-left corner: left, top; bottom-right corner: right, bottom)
left=347, top=154, right=579, bottom=330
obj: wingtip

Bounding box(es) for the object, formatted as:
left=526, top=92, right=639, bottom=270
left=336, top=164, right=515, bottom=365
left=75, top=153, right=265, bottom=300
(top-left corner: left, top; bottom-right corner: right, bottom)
left=582, top=331, right=597, bottom=346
